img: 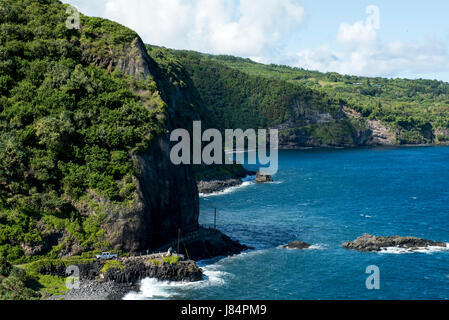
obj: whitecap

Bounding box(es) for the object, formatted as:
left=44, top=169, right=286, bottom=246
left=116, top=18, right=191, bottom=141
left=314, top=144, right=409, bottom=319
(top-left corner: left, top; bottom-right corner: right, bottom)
left=307, top=244, right=328, bottom=250
left=123, top=266, right=230, bottom=300
left=277, top=244, right=327, bottom=250
left=378, top=244, right=449, bottom=254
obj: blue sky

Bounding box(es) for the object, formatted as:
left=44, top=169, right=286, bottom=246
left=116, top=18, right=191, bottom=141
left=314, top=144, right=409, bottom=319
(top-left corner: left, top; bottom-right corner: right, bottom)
left=65, top=0, right=449, bottom=81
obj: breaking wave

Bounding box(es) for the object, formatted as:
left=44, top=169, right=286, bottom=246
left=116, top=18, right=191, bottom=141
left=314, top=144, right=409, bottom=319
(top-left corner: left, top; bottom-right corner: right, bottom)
left=123, top=265, right=229, bottom=300
left=378, top=244, right=449, bottom=254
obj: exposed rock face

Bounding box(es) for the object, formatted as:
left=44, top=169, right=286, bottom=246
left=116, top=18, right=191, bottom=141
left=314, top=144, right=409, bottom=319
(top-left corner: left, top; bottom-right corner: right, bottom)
left=104, top=259, right=203, bottom=283
left=277, top=106, right=397, bottom=148
left=157, top=228, right=250, bottom=261
left=102, top=136, right=200, bottom=252
left=342, top=234, right=447, bottom=252
left=283, top=241, right=311, bottom=250
left=115, top=38, right=155, bottom=79
left=255, top=172, right=273, bottom=183
left=434, top=128, right=449, bottom=143
left=366, top=119, right=397, bottom=145
left=342, top=106, right=396, bottom=146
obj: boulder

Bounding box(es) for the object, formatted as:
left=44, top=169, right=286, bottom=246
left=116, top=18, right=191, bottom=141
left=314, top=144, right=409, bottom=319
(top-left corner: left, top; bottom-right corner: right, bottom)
left=342, top=234, right=447, bottom=252
left=283, top=241, right=311, bottom=250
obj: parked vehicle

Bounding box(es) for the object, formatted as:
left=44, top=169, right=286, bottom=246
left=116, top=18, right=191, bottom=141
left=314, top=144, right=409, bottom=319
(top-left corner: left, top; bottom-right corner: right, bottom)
left=95, top=252, right=118, bottom=260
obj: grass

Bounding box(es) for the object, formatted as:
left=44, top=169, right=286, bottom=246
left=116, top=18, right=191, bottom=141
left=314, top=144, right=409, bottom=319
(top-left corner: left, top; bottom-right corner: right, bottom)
left=33, top=274, right=68, bottom=297
left=22, top=257, right=95, bottom=274
left=148, top=258, right=162, bottom=266
left=17, top=256, right=96, bottom=299
left=162, top=256, right=179, bottom=265
left=148, top=255, right=180, bottom=266
left=100, top=260, right=124, bottom=274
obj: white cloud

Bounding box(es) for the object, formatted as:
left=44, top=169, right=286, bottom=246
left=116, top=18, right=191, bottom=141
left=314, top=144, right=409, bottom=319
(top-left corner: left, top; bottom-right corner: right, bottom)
left=64, top=1, right=449, bottom=79
left=76, top=0, right=305, bottom=58
left=294, top=18, right=449, bottom=78
left=337, top=21, right=378, bottom=50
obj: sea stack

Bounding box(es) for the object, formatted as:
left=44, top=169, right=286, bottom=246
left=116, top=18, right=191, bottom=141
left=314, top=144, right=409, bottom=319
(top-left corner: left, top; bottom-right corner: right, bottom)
left=283, top=241, right=311, bottom=250
left=256, top=171, right=273, bottom=183
left=342, top=234, right=447, bottom=252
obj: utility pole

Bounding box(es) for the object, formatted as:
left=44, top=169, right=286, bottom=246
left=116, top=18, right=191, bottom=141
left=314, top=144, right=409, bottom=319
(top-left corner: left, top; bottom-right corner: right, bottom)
left=214, top=208, right=217, bottom=230
left=177, top=228, right=181, bottom=253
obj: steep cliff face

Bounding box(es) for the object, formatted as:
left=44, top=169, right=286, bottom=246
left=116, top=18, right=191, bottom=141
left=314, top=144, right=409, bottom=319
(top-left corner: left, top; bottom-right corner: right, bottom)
left=97, top=38, right=201, bottom=252
left=103, top=136, right=199, bottom=252
left=0, top=0, right=246, bottom=263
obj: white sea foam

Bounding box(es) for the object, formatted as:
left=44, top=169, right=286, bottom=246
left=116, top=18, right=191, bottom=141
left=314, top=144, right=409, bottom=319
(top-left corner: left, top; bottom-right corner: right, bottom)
left=123, top=266, right=230, bottom=300
left=378, top=244, right=449, bottom=254
left=307, top=244, right=327, bottom=250
left=277, top=243, right=327, bottom=250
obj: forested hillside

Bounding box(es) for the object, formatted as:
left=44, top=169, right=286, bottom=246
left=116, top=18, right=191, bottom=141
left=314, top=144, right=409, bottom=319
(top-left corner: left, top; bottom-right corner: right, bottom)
left=0, top=0, right=192, bottom=271
left=171, top=50, right=449, bottom=146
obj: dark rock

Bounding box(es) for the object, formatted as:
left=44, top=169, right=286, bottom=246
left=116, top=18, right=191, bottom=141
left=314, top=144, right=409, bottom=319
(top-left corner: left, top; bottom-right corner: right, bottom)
left=104, top=259, right=202, bottom=283
left=159, top=227, right=250, bottom=261
left=342, top=234, right=447, bottom=252
left=197, top=179, right=242, bottom=195
left=283, top=241, right=311, bottom=250
left=37, top=255, right=203, bottom=284
left=53, top=281, right=136, bottom=300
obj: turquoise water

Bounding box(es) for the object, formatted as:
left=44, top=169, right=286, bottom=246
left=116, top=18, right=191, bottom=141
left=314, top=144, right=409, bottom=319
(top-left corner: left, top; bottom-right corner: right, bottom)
left=126, top=146, right=449, bottom=300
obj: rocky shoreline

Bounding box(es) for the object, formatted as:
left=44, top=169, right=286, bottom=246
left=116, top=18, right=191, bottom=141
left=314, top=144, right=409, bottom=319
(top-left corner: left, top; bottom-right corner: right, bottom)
left=197, top=171, right=276, bottom=195
left=197, top=178, right=245, bottom=195
left=44, top=228, right=248, bottom=300
left=49, top=281, right=137, bottom=300
left=44, top=254, right=202, bottom=300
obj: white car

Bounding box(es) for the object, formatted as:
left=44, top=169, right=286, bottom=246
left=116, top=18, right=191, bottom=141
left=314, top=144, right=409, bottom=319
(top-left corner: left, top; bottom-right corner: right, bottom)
left=95, top=252, right=118, bottom=260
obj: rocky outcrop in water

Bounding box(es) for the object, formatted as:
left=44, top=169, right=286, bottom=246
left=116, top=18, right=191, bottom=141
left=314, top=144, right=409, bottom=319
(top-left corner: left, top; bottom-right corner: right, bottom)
left=255, top=172, right=273, bottom=183
left=158, top=228, right=250, bottom=261
left=283, top=241, right=311, bottom=250
left=197, top=179, right=243, bottom=195
left=342, top=234, right=447, bottom=252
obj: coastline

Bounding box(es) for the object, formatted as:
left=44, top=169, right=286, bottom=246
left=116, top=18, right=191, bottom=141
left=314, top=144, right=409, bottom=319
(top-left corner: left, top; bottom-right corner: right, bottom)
left=197, top=173, right=257, bottom=196
left=45, top=228, right=249, bottom=300
left=49, top=281, right=136, bottom=300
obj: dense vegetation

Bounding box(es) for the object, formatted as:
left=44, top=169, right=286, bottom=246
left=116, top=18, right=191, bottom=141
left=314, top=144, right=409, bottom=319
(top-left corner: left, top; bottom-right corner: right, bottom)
left=0, top=257, right=39, bottom=299
left=176, top=52, right=449, bottom=144
left=0, top=0, right=166, bottom=267
left=2, top=0, right=449, bottom=300
left=164, top=48, right=343, bottom=132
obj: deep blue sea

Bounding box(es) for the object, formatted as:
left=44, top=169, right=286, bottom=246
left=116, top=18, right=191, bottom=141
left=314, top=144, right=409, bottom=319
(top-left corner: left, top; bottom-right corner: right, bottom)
left=126, top=146, right=449, bottom=300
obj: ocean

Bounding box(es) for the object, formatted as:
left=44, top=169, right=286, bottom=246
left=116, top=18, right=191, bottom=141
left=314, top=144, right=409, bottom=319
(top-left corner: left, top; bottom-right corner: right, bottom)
left=125, top=146, right=449, bottom=300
